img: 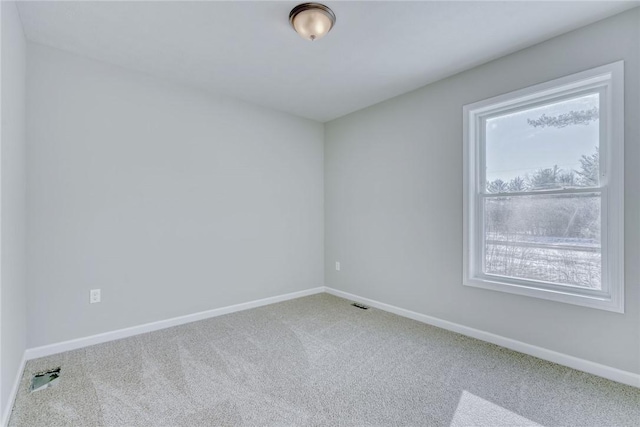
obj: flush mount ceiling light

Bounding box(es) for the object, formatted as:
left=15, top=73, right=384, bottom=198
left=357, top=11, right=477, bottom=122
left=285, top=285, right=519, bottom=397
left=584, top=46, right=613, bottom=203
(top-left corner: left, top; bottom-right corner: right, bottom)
left=289, top=3, right=336, bottom=41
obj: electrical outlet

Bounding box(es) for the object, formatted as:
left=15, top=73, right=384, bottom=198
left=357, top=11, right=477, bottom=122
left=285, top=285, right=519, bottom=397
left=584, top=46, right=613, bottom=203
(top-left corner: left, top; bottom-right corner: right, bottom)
left=90, top=289, right=101, bottom=304
left=335, top=261, right=341, bottom=271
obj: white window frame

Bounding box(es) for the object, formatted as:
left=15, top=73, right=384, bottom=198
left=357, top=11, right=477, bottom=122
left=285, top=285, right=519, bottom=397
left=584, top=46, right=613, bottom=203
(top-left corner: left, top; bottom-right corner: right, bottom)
left=463, top=61, right=624, bottom=313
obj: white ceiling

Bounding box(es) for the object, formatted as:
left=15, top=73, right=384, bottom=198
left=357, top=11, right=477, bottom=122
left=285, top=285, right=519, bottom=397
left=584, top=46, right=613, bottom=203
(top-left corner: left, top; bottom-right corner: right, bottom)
left=16, top=1, right=639, bottom=122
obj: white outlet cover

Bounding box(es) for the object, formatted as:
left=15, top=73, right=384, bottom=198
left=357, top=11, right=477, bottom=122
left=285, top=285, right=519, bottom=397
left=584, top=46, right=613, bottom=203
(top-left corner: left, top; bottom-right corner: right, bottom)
left=335, top=262, right=341, bottom=271
left=90, top=289, right=101, bottom=303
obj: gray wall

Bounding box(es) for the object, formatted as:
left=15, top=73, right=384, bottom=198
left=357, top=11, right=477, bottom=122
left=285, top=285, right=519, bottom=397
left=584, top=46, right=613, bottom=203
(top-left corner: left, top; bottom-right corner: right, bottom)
left=26, top=44, right=324, bottom=348
left=0, top=0, right=27, bottom=419
left=325, top=9, right=640, bottom=374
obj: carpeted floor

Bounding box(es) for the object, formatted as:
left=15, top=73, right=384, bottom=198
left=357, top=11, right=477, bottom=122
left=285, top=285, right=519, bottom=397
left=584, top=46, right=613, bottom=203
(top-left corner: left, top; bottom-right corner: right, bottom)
left=9, top=293, right=640, bottom=426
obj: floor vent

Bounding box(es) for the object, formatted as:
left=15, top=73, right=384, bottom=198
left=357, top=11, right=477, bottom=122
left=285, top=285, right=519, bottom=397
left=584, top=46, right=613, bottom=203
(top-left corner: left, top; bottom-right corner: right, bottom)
left=351, top=302, right=370, bottom=310
left=31, top=367, right=61, bottom=393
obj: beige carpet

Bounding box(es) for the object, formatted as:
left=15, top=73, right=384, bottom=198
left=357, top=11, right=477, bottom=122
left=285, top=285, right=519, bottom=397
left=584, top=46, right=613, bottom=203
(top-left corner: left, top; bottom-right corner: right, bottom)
left=9, top=293, right=640, bottom=426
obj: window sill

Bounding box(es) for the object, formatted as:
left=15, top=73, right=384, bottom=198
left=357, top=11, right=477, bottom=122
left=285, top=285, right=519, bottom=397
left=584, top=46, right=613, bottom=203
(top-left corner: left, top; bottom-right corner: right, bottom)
left=463, top=275, right=624, bottom=313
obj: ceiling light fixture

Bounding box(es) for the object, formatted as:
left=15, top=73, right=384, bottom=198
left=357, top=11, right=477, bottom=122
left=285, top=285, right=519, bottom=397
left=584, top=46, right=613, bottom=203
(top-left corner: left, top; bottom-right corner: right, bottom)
left=289, top=3, right=336, bottom=41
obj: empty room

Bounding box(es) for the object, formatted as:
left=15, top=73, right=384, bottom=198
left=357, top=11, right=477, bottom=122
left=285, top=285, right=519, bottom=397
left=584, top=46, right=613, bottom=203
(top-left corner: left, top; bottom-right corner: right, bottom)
left=1, top=0, right=639, bottom=426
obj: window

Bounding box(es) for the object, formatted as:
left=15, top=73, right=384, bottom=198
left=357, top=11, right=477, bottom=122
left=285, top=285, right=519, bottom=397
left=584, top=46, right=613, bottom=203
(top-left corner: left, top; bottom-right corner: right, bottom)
left=463, top=62, right=624, bottom=312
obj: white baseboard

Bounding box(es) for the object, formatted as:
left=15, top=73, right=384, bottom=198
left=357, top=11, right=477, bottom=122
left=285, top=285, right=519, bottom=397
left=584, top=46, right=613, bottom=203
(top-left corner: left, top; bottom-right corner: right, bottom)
left=22, top=285, right=640, bottom=389
left=324, top=287, right=640, bottom=388
left=25, top=287, right=325, bottom=361
left=1, top=353, right=26, bottom=427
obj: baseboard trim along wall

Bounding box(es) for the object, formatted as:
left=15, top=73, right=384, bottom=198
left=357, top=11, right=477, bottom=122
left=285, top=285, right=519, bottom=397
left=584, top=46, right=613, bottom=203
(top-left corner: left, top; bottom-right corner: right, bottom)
left=324, top=287, right=640, bottom=388
left=22, top=285, right=639, bottom=389
left=2, top=354, right=26, bottom=427
left=25, top=287, right=325, bottom=361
